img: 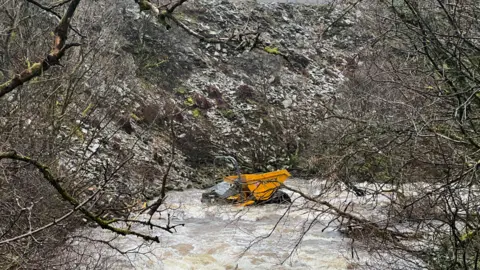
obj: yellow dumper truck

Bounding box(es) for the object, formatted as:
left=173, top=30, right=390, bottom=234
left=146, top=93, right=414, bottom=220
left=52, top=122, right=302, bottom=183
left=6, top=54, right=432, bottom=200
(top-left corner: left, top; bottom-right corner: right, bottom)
left=201, top=156, right=292, bottom=206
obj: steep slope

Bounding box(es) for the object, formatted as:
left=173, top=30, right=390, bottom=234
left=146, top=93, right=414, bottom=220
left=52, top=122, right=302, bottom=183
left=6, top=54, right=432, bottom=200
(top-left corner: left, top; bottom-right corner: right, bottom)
left=80, top=0, right=364, bottom=192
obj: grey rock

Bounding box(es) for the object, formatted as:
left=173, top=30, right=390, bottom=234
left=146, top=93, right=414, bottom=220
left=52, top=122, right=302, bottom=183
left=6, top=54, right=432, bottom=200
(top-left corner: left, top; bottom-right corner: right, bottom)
left=282, top=98, right=293, bottom=108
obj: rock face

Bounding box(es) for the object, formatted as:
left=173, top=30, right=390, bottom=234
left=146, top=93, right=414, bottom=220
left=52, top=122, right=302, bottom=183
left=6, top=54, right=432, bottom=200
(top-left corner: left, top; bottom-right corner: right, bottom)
left=62, top=0, right=365, bottom=205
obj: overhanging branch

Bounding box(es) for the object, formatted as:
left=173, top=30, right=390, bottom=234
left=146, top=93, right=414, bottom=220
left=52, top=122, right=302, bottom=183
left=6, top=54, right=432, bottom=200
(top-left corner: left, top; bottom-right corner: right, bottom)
left=281, top=184, right=414, bottom=241
left=24, top=0, right=84, bottom=37
left=0, top=151, right=170, bottom=243
left=0, top=0, right=82, bottom=99
left=135, top=0, right=264, bottom=49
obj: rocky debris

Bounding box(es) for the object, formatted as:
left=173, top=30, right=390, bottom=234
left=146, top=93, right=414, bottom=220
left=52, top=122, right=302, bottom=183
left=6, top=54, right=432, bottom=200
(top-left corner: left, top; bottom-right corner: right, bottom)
left=166, top=0, right=365, bottom=168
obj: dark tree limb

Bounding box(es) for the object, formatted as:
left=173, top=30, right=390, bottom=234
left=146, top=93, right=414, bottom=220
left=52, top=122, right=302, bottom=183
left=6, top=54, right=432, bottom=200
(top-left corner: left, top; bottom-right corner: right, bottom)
left=0, top=151, right=165, bottom=243
left=50, top=0, right=74, bottom=10
left=167, top=0, right=188, bottom=13
left=145, top=119, right=177, bottom=217
left=135, top=0, right=261, bottom=46
left=25, top=0, right=62, bottom=19
left=281, top=184, right=415, bottom=241
left=24, top=0, right=83, bottom=39
left=0, top=178, right=105, bottom=244
left=0, top=0, right=82, bottom=99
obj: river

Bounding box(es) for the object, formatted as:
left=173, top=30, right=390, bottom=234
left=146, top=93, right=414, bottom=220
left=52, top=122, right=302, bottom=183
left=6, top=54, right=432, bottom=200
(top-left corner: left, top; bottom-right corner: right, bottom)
left=65, top=178, right=379, bottom=269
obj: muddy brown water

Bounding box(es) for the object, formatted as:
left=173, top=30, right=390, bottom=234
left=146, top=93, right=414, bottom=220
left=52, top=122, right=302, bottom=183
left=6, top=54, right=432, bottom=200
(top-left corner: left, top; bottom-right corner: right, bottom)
left=66, top=178, right=381, bottom=269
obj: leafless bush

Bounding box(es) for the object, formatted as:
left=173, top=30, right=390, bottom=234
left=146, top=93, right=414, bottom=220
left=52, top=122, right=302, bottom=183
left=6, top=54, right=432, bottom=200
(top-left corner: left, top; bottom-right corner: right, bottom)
left=141, top=103, right=163, bottom=125
left=236, top=84, right=257, bottom=101
left=295, top=0, right=480, bottom=268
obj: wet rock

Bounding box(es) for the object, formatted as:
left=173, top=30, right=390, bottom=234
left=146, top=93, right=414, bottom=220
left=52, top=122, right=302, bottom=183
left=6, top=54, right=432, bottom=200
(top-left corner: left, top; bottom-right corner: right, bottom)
left=325, top=68, right=339, bottom=78
left=268, top=75, right=281, bottom=85
left=88, top=142, right=100, bottom=153
left=282, top=98, right=293, bottom=108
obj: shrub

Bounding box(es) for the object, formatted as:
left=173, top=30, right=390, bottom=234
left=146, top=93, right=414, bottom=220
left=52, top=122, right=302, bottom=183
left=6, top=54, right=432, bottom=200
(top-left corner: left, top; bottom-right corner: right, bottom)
left=236, top=84, right=256, bottom=101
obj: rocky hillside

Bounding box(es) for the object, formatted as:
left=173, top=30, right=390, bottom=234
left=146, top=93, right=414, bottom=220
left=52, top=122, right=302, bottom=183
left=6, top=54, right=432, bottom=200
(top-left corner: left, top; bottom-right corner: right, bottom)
left=62, top=0, right=365, bottom=198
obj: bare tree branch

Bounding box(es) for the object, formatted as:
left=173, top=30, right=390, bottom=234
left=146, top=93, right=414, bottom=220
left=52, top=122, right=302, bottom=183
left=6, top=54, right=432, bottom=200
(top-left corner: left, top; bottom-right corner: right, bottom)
left=0, top=151, right=166, bottom=242
left=0, top=179, right=104, bottom=244
left=281, top=184, right=414, bottom=240
left=0, top=0, right=82, bottom=98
